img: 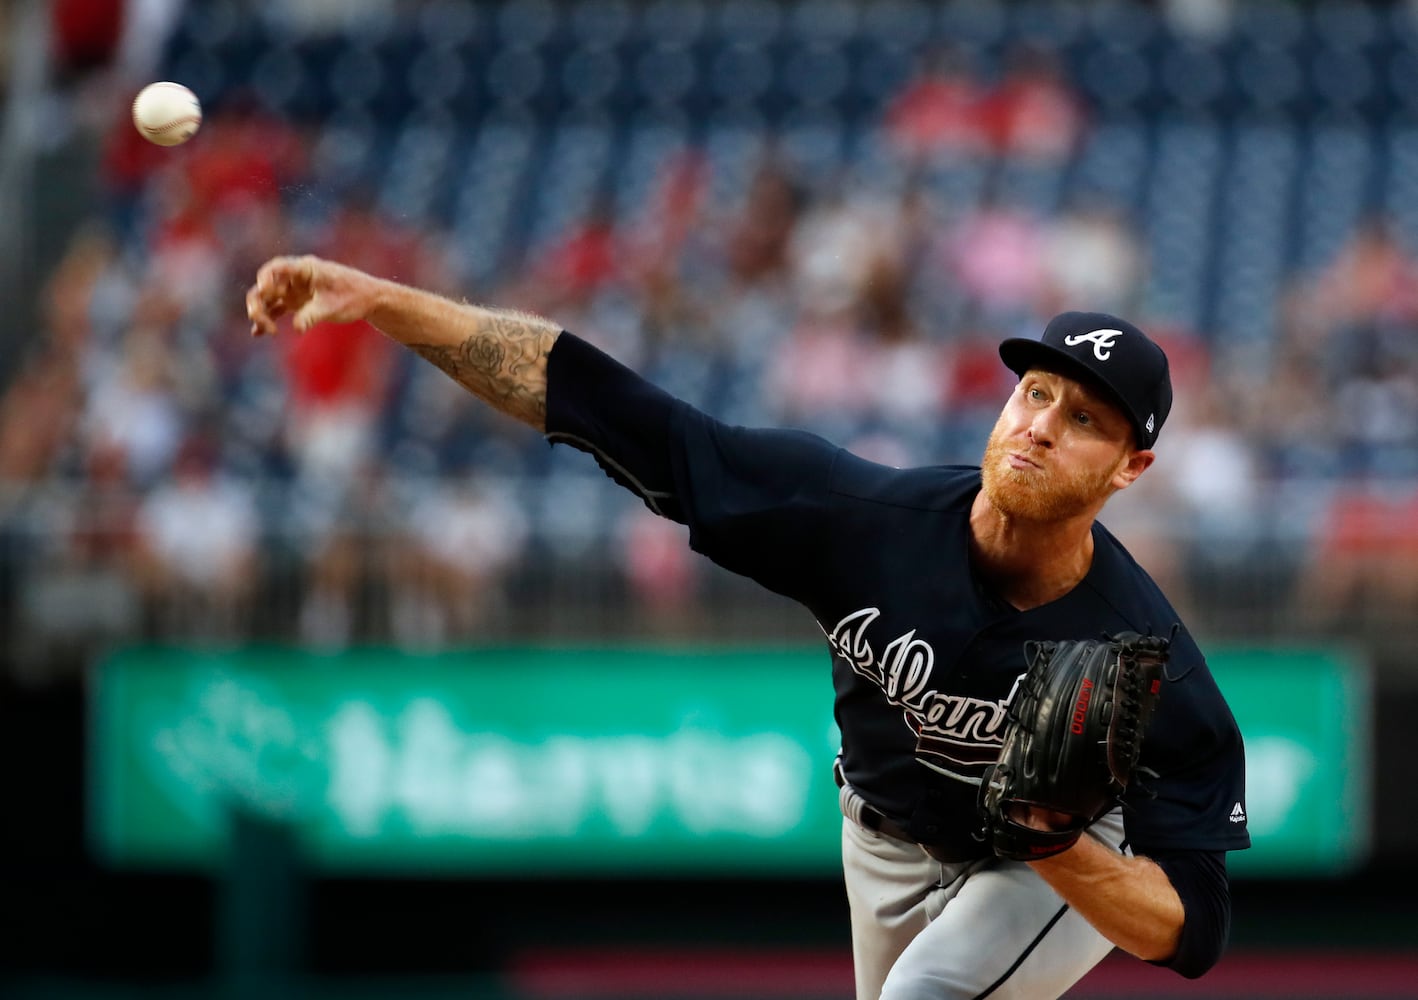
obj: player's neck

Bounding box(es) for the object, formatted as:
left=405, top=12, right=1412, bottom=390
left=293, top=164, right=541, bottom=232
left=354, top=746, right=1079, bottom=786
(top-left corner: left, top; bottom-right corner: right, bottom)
left=968, top=495, right=1097, bottom=611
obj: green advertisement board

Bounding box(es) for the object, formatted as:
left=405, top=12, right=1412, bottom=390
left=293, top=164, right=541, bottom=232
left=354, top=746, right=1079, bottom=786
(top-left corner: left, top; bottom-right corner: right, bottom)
left=1207, top=647, right=1371, bottom=876
left=89, top=645, right=1369, bottom=877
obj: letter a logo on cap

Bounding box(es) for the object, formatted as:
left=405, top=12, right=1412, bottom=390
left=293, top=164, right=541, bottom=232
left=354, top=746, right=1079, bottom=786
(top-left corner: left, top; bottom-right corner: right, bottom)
left=1063, top=328, right=1123, bottom=361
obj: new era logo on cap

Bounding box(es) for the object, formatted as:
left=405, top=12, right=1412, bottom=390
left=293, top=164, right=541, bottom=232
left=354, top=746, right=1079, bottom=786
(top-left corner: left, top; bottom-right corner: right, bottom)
left=998, top=311, right=1173, bottom=449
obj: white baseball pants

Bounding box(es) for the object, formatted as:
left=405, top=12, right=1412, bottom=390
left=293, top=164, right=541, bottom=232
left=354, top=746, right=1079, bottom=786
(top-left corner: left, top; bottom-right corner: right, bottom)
left=840, top=790, right=1128, bottom=1000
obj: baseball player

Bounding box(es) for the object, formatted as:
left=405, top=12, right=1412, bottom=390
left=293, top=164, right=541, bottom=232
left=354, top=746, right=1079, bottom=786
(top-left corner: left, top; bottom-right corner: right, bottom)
left=245, top=256, right=1250, bottom=1000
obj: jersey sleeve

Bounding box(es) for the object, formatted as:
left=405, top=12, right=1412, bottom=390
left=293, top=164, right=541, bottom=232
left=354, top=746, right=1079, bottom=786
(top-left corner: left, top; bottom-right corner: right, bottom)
left=1148, top=849, right=1232, bottom=979
left=545, top=331, right=686, bottom=521
left=1123, top=636, right=1251, bottom=855
left=545, top=331, right=840, bottom=599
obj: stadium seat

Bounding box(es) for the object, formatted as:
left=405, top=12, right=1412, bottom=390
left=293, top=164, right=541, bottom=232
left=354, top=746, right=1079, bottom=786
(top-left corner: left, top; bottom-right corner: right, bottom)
left=711, top=0, right=783, bottom=47
left=448, top=121, right=543, bottom=283
left=568, top=0, right=633, bottom=47
left=640, top=0, right=709, bottom=46
left=1143, top=122, right=1222, bottom=329
left=1294, top=125, right=1372, bottom=271
left=787, top=0, right=859, bottom=44
left=415, top=0, right=483, bottom=48
left=495, top=0, right=560, bottom=48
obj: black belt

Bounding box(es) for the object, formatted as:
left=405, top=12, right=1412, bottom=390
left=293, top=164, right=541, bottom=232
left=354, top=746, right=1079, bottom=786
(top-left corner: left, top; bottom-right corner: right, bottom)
left=834, top=763, right=985, bottom=865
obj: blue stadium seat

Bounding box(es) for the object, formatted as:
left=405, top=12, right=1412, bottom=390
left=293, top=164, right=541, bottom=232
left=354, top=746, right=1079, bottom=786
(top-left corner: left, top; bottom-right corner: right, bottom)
left=1382, top=129, right=1418, bottom=245
left=711, top=0, right=783, bottom=47
left=851, top=39, right=915, bottom=110
left=326, top=43, right=388, bottom=112
left=246, top=43, right=309, bottom=117
left=1385, top=48, right=1418, bottom=113
left=496, top=0, right=560, bottom=48
left=1143, top=122, right=1222, bottom=329
left=858, top=0, right=934, bottom=49
left=639, top=0, right=708, bottom=46
left=707, top=44, right=775, bottom=110
left=700, top=119, right=771, bottom=212
left=614, top=123, right=691, bottom=220
left=560, top=46, right=625, bottom=112
left=309, top=114, right=382, bottom=193
left=995, top=160, right=1067, bottom=215
left=1209, top=124, right=1301, bottom=343
left=1079, top=1, right=1158, bottom=50
left=1231, top=42, right=1303, bottom=114
left=448, top=120, right=543, bottom=284
left=936, top=1, right=1007, bottom=51
left=1294, top=125, right=1373, bottom=271
left=378, top=120, right=460, bottom=225
left=527, top=459, right=616, bottom=558
left=777, top=116, right=847, bottom=185
left=524, top=122, right=616, bottom=247
left=485, top=45, right=548, bottom=106
left=406, top=46, right=473, bottom=119
left=182, top=0, right=243, bottom=48
left=1310, top=1, right=1380, bottom=51
left=1076, top=45, right=1153, bottom=116
left=783, top=44, right=852, bottom=110
left=1233, top=0, right=1306, bottom=48
left=1007, top=2, right=1084, bottom=48
left=1071, top=120, right=1152, bottom=211
left=632, top=43, right=700, bottom=109
left=786, top=0, right=859, bottom=44
left=1309, top=45, right=1378, bottom=111
left=415, top=0, right=483, bottom=49
left=1159, top=42, right=1227, bottom=112
left=569, top=0, right=633, bottom=47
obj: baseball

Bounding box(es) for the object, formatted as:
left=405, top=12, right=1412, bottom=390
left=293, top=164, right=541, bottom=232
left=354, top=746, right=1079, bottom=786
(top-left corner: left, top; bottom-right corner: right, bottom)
left=131, top=82, right=202, bottom=147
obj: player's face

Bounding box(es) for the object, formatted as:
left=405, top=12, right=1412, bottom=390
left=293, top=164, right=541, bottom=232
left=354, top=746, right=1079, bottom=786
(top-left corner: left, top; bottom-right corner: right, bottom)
left=980, top=370, right=1142, bottom=521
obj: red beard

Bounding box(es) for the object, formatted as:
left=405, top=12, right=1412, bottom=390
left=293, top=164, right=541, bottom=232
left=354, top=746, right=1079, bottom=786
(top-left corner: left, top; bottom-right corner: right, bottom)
left=979, top=428, right=1117, bottom=522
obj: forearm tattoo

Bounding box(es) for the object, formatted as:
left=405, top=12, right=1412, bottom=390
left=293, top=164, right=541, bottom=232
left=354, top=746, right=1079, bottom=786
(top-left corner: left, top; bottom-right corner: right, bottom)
left=409, top=311, right=558, bottom=428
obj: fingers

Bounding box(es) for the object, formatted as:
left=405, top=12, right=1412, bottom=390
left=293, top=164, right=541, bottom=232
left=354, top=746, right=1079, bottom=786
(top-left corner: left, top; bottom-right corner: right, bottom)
left=244, top=282, right=274, bottom=337
left=292, top=298, right=325, bottom=333
left=245, top=255, right=315, bottom=337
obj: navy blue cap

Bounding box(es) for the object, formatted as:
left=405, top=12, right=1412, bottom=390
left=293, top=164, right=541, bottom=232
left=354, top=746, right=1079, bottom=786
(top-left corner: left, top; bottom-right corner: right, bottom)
left=999, top=311, right=1173, bottom=449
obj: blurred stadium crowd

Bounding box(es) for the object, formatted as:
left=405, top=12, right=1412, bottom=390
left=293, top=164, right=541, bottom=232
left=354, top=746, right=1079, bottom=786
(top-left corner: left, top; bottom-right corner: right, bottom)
left=5, top=0, right=1418, bottom=673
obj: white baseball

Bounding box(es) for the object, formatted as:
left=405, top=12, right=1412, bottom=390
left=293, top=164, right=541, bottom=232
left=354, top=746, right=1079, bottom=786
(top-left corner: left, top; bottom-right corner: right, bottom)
left=131, top=82, right=202, bottom=147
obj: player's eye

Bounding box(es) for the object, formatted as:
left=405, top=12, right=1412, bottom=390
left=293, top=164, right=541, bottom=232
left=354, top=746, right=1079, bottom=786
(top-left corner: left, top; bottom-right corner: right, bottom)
left=1075, top=411, right=1092, bottom=426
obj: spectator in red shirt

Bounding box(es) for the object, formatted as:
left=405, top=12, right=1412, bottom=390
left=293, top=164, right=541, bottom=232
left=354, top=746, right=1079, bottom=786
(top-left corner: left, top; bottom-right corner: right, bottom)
left=883, top=43, right=992, bottom=162
left=981, top=41, right=1088, bottom=162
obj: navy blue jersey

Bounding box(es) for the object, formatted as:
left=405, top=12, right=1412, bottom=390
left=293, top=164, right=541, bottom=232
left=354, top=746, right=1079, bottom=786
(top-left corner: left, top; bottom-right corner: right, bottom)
left=546, top=333, right=1250, bottom=864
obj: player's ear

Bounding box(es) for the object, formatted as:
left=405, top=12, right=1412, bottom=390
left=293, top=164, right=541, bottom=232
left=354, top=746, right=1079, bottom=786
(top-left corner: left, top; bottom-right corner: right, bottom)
left=1112, top=449, right=1154, bottom=491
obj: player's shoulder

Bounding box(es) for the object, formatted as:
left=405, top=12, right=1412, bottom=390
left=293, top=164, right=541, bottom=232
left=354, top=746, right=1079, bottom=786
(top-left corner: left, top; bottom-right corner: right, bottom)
left=1091, top=521, right=1176, bottom=606
left=828, top=457, right=981, bottom=512
left=1089, top=524, right=1207, bottom=662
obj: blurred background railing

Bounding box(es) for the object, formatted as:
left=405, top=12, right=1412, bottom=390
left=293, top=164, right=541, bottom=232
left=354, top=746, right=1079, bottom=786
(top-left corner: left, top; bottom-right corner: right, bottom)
left=4, top=1, right=1418, bottom=998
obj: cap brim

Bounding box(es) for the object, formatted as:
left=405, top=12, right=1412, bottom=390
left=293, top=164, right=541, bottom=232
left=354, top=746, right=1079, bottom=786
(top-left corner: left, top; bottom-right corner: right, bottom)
left=998, top=338, right=1147, bottom=447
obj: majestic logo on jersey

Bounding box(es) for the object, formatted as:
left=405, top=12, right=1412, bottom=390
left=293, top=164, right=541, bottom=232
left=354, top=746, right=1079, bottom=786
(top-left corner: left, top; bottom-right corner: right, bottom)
left=823, top=607, right=1018, bottom=779
left=1229, top=801, right=1247, bottom=824
left=1063, top=328, right=1123, bottom=361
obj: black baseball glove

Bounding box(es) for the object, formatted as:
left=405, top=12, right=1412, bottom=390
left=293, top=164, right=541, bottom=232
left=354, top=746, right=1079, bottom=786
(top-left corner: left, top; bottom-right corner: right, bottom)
left=980, top=631, right=1170, bottom=862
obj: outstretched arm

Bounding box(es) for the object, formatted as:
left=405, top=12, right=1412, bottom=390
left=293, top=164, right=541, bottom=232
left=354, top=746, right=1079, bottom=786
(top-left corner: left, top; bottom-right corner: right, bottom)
left=245, top=255, right=561, bottom=431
